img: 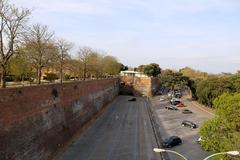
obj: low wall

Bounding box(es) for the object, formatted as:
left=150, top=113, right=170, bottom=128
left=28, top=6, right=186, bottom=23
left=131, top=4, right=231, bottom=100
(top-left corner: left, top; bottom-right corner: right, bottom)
left=0, top=78, right=119, bottom=160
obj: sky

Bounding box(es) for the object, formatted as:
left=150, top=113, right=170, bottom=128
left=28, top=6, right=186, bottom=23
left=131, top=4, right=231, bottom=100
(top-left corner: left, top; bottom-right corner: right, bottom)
left=12, top=0, right=240, bottom=73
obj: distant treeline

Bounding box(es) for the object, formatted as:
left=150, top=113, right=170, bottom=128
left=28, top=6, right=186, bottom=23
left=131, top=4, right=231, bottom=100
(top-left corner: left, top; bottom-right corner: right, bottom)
left=181, top=67, right=240, bottom=108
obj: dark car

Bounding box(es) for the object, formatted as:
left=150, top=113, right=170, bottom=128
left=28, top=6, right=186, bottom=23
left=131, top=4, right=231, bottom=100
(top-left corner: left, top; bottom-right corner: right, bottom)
left=162, top=136, right=182, bottom=148
left=191, top=95, right=197, bottom=101
left=182, top=109, right=193, bottom=114
left=165, top=105, right=178, bottom=110
left=181, top=120, right=197, bottom=128
left=128, top=97, right=136, bottom=101
left=174, top=93, right=182, bottom=98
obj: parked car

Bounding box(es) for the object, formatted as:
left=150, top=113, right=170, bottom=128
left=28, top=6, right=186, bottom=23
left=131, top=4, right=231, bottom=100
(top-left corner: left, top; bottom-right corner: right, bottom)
left=174, top=93, right=182, bottom=98
left=160, top=97, right=165, bottom=101
left=128, top=97, right=136, bottom=101
left=191, top=95, right=197, bottom=101
left=181, top=120, right=197, bottom=128
left=162, top=136, right=182, bottom=148
left=170, top=98, right=181, bottom=105
left=168, top=93, right=173, bottom=97
left=165, top=105, right=178, bottom=110
left=182, top=109, right=193, bottom=114
left=176, top=102, right=186, bottom=107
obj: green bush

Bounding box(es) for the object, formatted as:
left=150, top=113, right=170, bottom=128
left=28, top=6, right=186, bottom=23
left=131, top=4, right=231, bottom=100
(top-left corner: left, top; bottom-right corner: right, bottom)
left=44, top=73, right=58, bottom=82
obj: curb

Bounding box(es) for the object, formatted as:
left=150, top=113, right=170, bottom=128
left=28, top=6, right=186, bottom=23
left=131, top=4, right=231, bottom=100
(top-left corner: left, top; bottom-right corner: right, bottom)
left=145, top=97, right=170, bottom=160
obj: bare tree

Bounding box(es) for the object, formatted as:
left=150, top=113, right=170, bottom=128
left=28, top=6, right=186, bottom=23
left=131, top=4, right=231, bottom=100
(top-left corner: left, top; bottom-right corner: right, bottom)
left=23, top=24, right=57, bottom=84
left=77, top=47, right=93, bottom=80
left=0, top=0, right=31, bottom=88
left=56, top=38, right=73, bottom=84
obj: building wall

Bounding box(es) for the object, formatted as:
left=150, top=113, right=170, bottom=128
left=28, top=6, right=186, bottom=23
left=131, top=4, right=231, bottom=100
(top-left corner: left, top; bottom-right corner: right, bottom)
left=0, top=78, right=119, bottom=160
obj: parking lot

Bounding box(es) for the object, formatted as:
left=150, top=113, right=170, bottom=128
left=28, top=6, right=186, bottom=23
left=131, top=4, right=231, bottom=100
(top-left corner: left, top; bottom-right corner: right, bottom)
left=151, top=94, right=214, bottom=160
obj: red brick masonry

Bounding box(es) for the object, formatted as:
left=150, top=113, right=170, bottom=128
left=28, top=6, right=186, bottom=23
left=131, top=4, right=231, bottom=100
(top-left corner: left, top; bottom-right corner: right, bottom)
left=0, top=79, right=119, bottom=160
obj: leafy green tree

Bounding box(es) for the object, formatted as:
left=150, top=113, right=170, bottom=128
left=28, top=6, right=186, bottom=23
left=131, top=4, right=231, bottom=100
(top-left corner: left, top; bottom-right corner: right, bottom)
left=200, top=93, right=240, bottom=159
left=159, top=69, right=188, bottom=90
left=9, top=54, right=32, bottom=81
left=102, top=56, right=121, bottom=76
left=65, top=59, right=82, bottom=80
left=136, top=65, right=146, bottom=72
left=179, top=66, right=208, bottom=80
left=119, top=63, right=128, bottom=71
left=87, top=52, right=103, bottom=78
left=195, top=77, right=232, bottom=107
left=228, top=73, right=240, bottom=92
left=143, top=63, right=161, bottom=77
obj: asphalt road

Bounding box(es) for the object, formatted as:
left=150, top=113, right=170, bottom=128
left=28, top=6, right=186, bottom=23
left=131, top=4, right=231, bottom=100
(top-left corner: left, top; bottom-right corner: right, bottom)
left=59, top=96, right=161, bottom=160
left=151, top=94, right=214, bottom=160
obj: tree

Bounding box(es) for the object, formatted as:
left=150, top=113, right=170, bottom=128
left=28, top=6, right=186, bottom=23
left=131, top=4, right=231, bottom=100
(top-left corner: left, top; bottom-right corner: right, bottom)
left=44, top=73, right=58, bottom=82
left=200, top=93, right=240, bottom=159
left=9, top=51, right=32, bottom=82
left=0, top=0, right=31, bottom=87
left=119, top=63, right=128, bottom=71
left=23, top=24, right=58, bottom=84
left=56, top=38, right=73, bottom=84
left=64, top=58, right=81, bottom=80
left=159, top=69, right=189, bottom=90
left=195, top=77, right=232, bottom=107
left=143, top=63, right=161, bottom=77
left=179, top=66, right=208, bottom=80
left=87, top=52, right=103, bottom=78
left=102, top=55, right=121, bottom=76
left=77, top=47, right=93, bottom=80
left=136, top=65, right=146, bottom=72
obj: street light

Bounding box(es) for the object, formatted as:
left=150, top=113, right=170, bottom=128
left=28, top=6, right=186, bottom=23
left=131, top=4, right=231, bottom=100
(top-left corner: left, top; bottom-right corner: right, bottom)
left=153, top=148, right=188, bottom=160
left=203, top=151, right=240, bottom=160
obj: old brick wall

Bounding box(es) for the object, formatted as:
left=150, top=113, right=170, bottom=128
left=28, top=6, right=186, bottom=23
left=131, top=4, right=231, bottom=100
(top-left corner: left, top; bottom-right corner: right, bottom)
left=120, top=76, right=159, bottom=97
left=0, top=78, right=119, bottom=160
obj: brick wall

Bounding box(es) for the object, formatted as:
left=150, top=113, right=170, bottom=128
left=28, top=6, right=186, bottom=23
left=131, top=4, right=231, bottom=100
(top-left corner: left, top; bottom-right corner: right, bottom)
left=0, top=78, right=119, bottom=160
left=120, top=76, right=159, bottom=97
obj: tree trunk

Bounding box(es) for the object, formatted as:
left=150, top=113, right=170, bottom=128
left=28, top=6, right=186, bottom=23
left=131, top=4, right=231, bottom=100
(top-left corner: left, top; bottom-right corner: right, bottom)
left=21, top=75, right=24, bottom=86
left=0, top=65, right=7, bottom=88
left=83, top=63, right=86, bottom=80
left=60, top=62, right=63, bottom=84
left=37, top=67, right=42, bottom=84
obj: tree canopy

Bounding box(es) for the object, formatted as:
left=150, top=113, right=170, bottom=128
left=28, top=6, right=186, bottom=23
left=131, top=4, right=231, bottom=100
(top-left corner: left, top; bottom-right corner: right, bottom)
left=138, top=63, right=161, bottom=77
left=159, top=69, right=189, bottom=90
left=200, top=93, right=240, bottom=159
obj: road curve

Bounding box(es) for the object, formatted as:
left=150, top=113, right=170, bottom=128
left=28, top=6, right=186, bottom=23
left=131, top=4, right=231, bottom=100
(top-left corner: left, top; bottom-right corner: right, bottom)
left=59, top=96, right=161, bottom=160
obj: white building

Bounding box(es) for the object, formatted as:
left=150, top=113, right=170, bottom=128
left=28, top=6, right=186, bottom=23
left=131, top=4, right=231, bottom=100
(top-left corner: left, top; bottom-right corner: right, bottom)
left=120, top=71, right=148, bottom=77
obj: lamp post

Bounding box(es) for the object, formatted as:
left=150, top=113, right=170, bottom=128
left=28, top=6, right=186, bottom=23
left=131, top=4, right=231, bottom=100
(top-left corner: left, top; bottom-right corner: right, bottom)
left=203, top=151, right=239, bottom=160
left=153, top=148, right=188, bottom=160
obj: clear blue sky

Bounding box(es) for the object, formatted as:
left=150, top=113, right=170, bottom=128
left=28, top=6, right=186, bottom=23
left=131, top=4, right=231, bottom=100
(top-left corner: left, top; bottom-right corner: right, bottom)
left=12, top=0, right=240, bottom=73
